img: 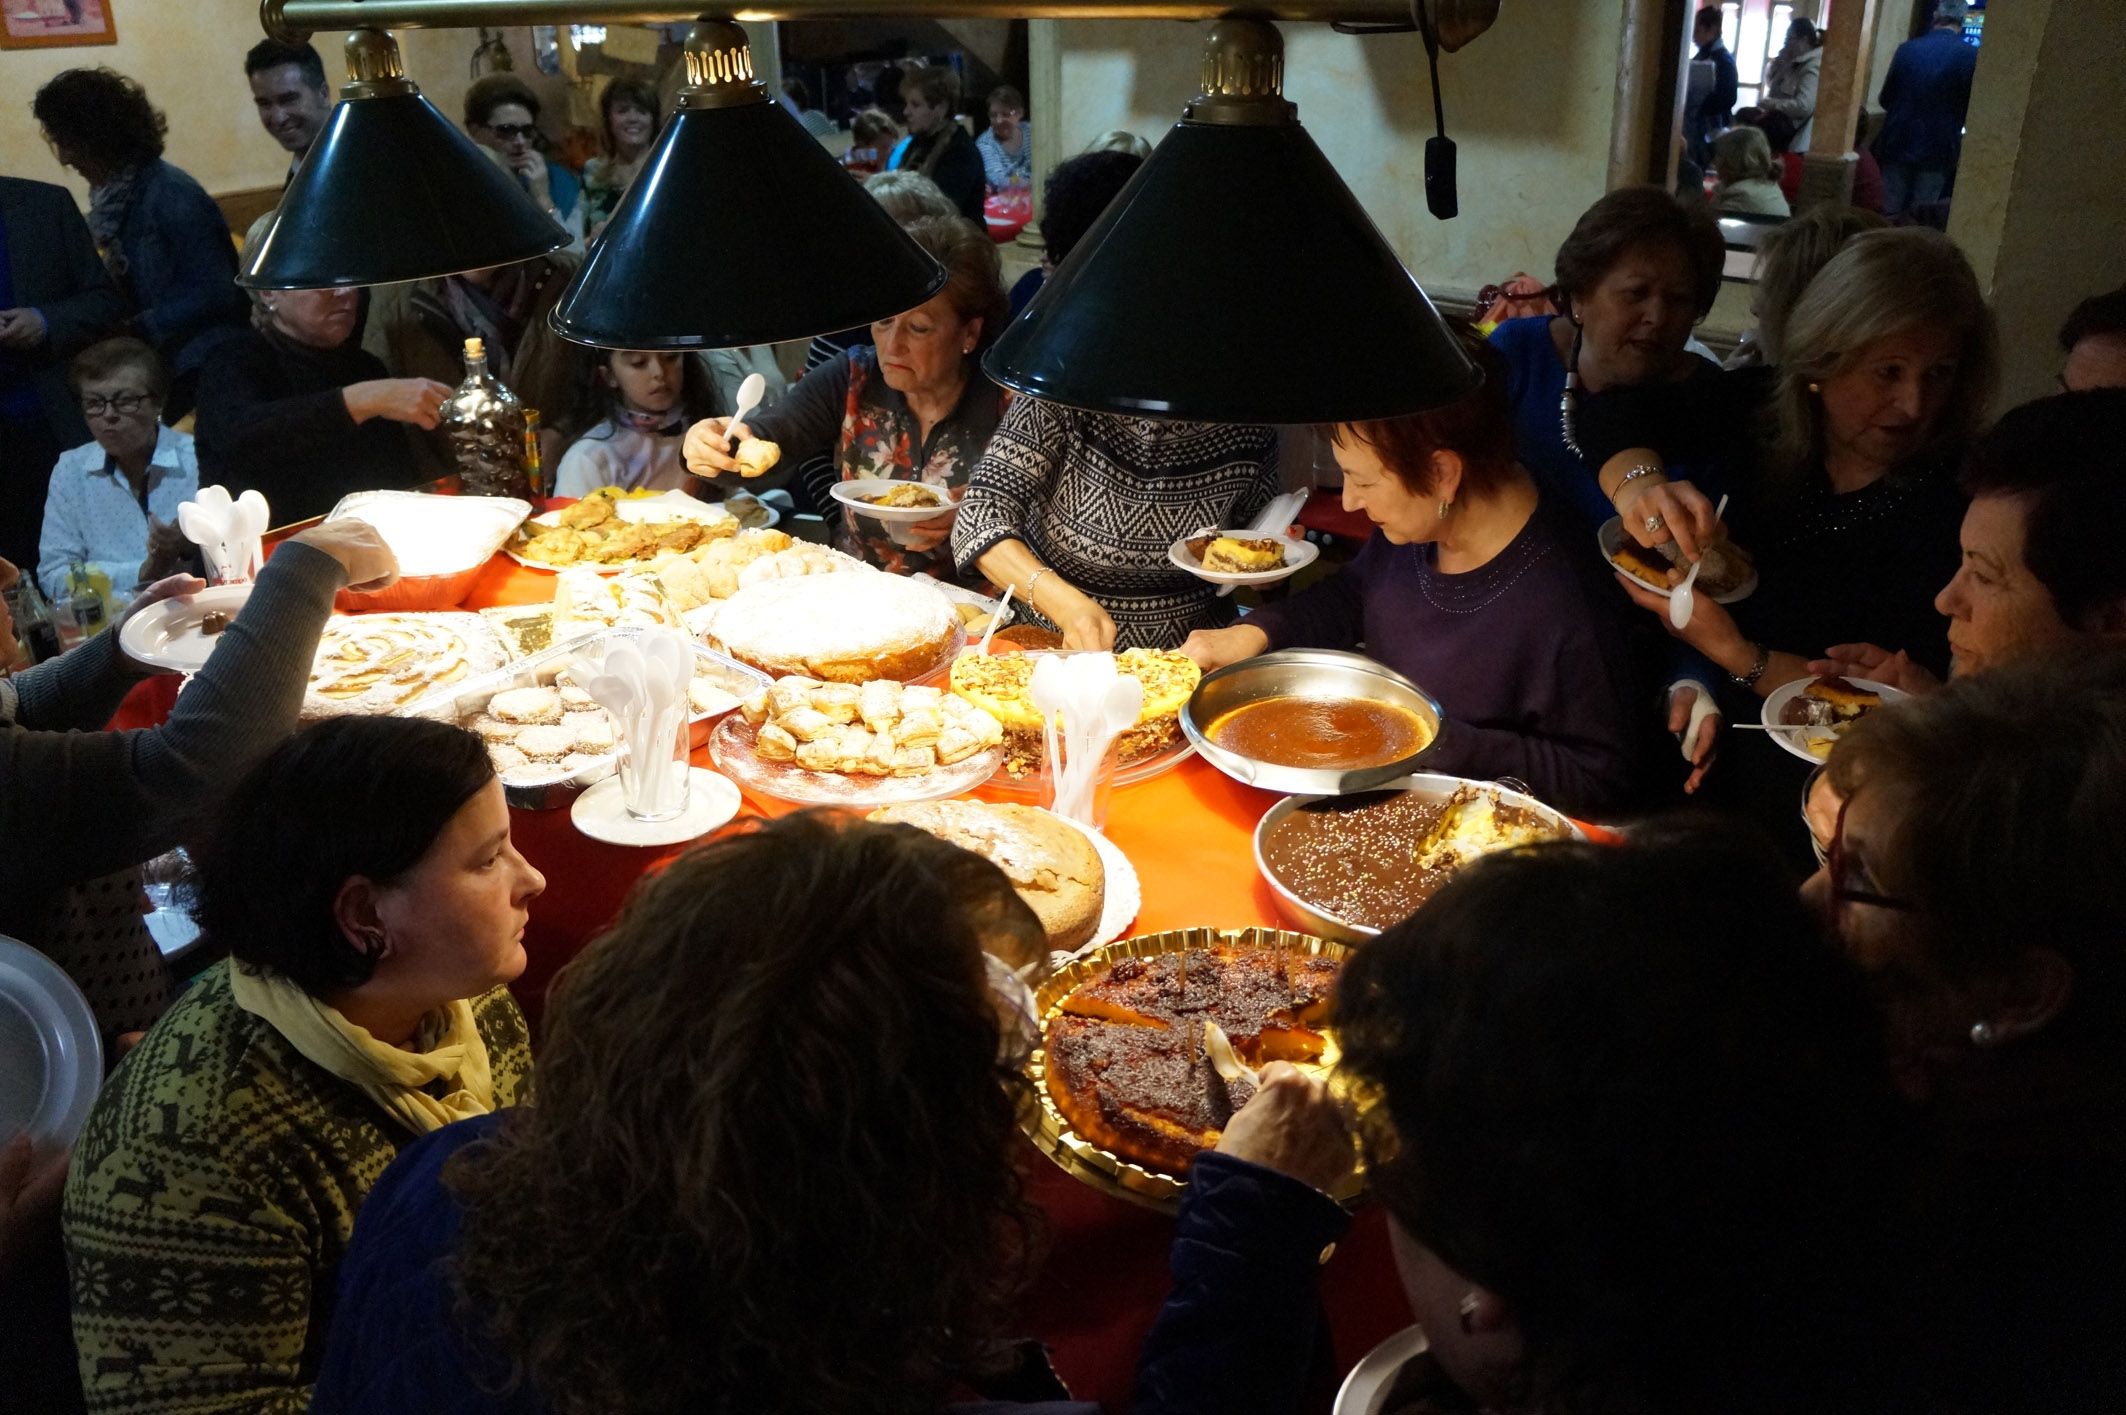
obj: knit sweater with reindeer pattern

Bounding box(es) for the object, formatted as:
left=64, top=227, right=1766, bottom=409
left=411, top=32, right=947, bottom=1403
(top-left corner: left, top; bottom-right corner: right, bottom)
left=61, top=961, right=532, bottom=1414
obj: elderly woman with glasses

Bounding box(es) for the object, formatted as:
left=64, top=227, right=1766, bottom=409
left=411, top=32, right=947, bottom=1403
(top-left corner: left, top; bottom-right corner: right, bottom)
left=35, top=336, right=197, bottom=603
left=1809, top=650, right=2126, bottom=1415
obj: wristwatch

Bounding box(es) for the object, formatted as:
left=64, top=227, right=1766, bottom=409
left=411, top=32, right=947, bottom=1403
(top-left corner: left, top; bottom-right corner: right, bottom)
left=1730, top=641, right=1771, bottom=688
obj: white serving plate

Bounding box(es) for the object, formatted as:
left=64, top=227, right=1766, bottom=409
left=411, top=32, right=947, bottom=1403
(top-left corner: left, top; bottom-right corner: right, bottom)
left=571, top=767, right=743, bottom=847
left=1167, top=530, right=1320, bottom=586
left=829, top=477, right=956, bottom=521
left=117, top=584, right=255, bottom=673
left=1759, top=676, right=1910, bottom=764
left=1597, top=516, right=1757, bottom=605
left=0, top=934, right=103, bottom=1150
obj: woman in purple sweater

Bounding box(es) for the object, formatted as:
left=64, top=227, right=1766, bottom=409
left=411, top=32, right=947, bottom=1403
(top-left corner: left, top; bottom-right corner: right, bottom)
left=1184, top=339, right=1648, bottom=816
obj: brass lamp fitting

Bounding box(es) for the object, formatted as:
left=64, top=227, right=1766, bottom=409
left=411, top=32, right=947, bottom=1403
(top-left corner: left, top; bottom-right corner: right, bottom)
left=341, top=28, right=419, bottom=98
left=676, top=17, right=767, bottom=110
left=1181, top=19, right=1297, bottom=127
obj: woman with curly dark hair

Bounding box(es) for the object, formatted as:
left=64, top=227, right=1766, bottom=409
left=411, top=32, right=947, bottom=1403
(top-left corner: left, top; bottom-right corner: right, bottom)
left=316, top=811, right=1359, bottom=1414
left=32, top=68, right=247, bottom=415
left=1334, top=826, right=1920, bottom=1415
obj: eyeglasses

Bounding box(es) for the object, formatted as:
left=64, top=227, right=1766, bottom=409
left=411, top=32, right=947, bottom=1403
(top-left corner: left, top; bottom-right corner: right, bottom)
left=81, top=392, right=149, bottom=417
left=1825, top=795, right=1922, bottom=914
left=483, top=123, right=539, bottom=142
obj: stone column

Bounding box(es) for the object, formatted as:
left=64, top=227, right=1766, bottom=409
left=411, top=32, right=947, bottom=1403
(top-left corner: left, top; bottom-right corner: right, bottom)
left=1948, top=0, right=2126, bottom=404
left=1796, top=0, right=1882, bottom=209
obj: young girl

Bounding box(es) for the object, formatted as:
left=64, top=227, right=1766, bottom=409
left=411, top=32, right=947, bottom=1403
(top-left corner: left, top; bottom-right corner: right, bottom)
left=554, top=350, right=719, bottom=496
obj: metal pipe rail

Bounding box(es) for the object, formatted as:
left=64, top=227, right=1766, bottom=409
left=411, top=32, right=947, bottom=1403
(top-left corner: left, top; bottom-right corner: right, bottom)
left=265, top=0, right=1415, bottom=39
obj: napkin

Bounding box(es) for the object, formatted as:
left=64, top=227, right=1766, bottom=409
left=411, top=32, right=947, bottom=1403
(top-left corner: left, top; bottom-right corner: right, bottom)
left=572, top=628, right=694, bottom=818
left=178, top=486, right=270, bottom=585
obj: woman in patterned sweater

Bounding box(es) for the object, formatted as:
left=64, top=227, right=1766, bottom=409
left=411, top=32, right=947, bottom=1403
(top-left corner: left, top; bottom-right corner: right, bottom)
left=64, top=715, right=542, bottom=1413
left=953, top=398, right=1279, bottom=650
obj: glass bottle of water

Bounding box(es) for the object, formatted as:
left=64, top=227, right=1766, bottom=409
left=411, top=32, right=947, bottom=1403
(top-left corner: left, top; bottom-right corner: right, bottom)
left=441, top=337, right=532, bottom=499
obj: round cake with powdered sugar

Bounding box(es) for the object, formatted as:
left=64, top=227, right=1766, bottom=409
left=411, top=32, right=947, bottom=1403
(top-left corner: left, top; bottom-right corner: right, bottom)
left=705, top=571, right=959, bottom=683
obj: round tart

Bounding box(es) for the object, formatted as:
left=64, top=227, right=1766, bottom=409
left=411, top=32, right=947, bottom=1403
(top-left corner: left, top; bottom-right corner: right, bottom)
left=1043, top=943, right=1340, bottom=1176
left=950, top=648, right=1201, bottom=778
left=707, top=571, right=957, bottom=684
left=304, top=612, right=505, bottom=718
left=869, top=801, right=1106, bottom=953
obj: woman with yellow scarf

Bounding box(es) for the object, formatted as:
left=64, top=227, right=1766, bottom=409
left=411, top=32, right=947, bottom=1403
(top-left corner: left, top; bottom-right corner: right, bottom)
left=62, top=715, right=543, bottom=1413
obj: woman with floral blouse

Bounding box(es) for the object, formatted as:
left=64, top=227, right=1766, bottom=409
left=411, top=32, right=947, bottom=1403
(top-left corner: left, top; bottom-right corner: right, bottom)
left=683, top=216, right=1009, bottom=580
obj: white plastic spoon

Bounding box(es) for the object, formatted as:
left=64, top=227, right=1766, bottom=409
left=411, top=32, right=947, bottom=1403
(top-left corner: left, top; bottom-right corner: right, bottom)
left=976, top=585, right=1014, bottom=656
left=724, top=372, right=766, bottom=449
left=1668, top=493, right=1731, bottom=631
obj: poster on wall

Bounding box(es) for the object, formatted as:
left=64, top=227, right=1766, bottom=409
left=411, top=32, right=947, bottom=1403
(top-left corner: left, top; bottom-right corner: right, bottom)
left=1, top=0, right=117, bottom=50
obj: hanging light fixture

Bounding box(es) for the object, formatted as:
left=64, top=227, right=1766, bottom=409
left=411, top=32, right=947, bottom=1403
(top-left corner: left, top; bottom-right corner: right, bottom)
left=240, top=30, right=570, bottom=290
left=985, top=18, right=1481, bottom=424
left=547, top=19, right=946, bottom=350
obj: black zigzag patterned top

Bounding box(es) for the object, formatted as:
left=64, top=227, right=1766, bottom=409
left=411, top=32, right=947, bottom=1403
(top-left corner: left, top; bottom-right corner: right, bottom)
left=952, top=397, right=1279, bottom=650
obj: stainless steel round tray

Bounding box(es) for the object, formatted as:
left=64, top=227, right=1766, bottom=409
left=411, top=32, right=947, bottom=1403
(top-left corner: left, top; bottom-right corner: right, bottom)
left=1181, top=648, right=1444, bottom=796
left=1253, top=773, right=1586, bottom=943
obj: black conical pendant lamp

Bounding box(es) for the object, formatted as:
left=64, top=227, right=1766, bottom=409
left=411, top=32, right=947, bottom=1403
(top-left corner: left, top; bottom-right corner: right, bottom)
left=240, top=30, right=568, bottom=290
left=548, top=20, right=946, bottom=350
left=986, top=19, right=1480, bottom=423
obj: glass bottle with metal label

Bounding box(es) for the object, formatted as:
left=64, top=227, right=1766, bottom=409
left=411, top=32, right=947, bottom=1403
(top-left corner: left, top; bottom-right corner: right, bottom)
left=441, top=336, right=532, bottom=499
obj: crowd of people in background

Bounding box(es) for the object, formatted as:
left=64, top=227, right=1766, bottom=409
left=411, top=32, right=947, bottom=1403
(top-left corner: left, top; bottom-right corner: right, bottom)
left=1686, top=0, right=1975, bottom=221
left=3, top=14, right=2126, bottom=1415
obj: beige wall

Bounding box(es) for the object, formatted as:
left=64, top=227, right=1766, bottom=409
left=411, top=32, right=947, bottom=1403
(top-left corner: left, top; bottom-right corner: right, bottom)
left=0, top=9, right=571, bottom=206
left=1948, top=0, right=2126, bottom=406
left=1046, top=6, right=1627, bottom=302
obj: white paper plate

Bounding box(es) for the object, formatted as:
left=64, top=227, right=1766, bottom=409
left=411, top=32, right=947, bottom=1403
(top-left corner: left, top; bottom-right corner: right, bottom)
left=1168, top=531, right=1320, bottom=586
left=1596, top=516, right=1757, bottom=605
left=1051, top=817, right=1141, bottom=954
left=116, top=584, right=255, bottom=673
left=570, top=767, right=742, bottom=847
left=0, top=934, right=104, bottom=1150
left=1333, top=1325, right=1430, bottom=1415
left=1759, top=676, right=1910, bottom=763
left=829, top=478, right=956, bottom=521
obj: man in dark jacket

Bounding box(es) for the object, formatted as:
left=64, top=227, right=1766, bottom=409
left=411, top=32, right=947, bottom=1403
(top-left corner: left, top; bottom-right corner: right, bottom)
left=0, top=175, right=125, bottom=568
left=1875, top=0, right=1980, bottom=216
left=1686, top=6, right=1739, bottom=168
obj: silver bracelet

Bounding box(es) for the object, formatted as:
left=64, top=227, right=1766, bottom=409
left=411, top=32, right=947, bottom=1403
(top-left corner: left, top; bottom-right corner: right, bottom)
left=1024, top=566, right=1052, bottom=605
left=1612, top=462, right=1665, bottom=510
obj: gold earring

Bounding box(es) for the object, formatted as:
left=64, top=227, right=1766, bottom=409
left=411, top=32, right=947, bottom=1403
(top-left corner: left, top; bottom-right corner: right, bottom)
left=1457, top=1292, right=1481, bottom=1334
left=1807, top=381, right=1821, bottom=394
left=1438, top=499, right=1452, bottom=519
